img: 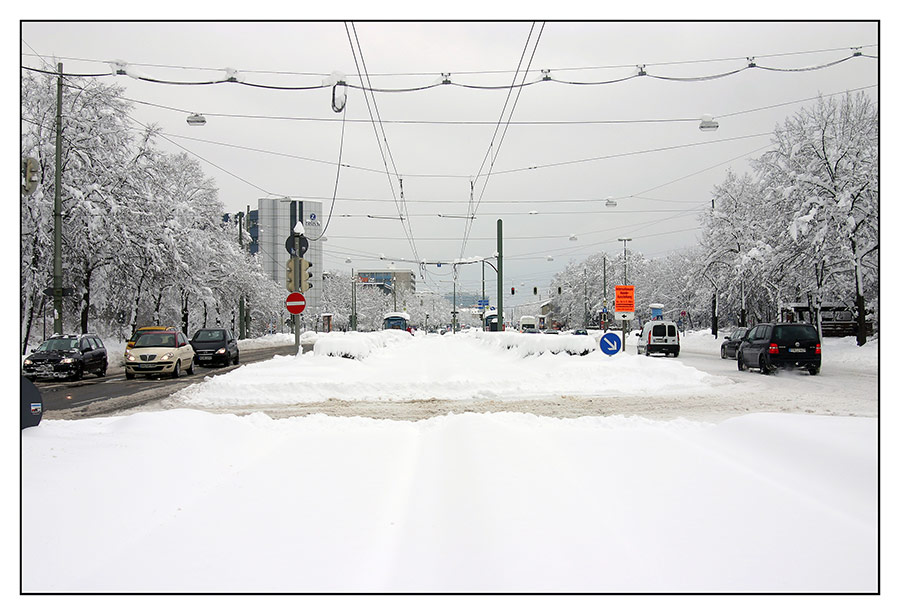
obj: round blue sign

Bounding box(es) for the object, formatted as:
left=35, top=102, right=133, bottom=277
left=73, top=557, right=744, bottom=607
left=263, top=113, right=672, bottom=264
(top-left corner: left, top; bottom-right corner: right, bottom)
left=599, top=332, right=622, bottom=356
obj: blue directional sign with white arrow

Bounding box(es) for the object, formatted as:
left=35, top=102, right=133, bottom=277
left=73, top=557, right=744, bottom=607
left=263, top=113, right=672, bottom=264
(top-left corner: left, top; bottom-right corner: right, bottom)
left=600, top=332, right=622, bottom=356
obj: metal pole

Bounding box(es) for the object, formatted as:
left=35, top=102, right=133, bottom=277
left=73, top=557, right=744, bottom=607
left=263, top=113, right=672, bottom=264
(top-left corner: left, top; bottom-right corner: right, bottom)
left=351, top=269, right=357, bottom=331
left=53, top=62, right=63, bottom=334
left=497, top=219, right=503, bottom=331
left=452, top=272, right=457, bottom=334
left=238, top=211, right=245, bottom=340
left=293, top=232, right=301, bottom=354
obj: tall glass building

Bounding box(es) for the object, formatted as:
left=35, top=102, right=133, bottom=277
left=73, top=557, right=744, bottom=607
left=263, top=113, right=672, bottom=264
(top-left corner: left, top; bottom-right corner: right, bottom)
left=257, top=199, right=323, bottom=312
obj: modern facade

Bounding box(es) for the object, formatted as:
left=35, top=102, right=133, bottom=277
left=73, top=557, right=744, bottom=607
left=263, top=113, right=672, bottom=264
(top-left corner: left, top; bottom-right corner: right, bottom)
left=357, top=269, right=417, bottom=294
left=257, top=199, right=324, bottom=312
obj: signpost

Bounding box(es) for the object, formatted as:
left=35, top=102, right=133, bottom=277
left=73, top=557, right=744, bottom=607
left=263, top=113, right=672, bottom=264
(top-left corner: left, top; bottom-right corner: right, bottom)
left=615, top=285, right=635, bottom=351
left=286, top=292, right=307, bottom=315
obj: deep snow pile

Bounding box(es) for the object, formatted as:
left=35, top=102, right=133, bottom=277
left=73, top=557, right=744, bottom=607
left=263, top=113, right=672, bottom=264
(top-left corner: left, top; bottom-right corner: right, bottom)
left=21, top=409, right=877, bottom=593
left=467, top=328, right=598, bottom=356
left=171, top=331, right=724, bottom=408
left=313, top=329, right=414, bottom=359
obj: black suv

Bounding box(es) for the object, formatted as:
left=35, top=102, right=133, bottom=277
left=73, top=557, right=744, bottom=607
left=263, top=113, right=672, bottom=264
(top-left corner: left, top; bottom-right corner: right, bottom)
left=23, top=334, right=108, bottom=381
left=720, top=327, right=749, bottom=359
left=737, top=323, right=821, bottom=375
left=190, top=328, right=239, bottom=366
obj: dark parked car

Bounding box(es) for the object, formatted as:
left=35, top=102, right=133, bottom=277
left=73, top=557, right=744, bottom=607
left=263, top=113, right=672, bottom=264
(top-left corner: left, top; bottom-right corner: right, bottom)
left=720, top=327, right=749, bottom=359
left=190, top=328, right=239, bottom=366
left=737, top=323, right=821, bottom=375
left=22, top=333, right=108, bottom=381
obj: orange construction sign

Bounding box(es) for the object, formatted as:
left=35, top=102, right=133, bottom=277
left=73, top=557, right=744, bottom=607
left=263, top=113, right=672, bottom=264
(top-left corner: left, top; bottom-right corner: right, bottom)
left=615, top=285, right=635, bottom=312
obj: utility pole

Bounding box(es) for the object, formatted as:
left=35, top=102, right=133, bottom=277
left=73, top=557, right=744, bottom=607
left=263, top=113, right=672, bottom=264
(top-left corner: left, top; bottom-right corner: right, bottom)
left=53, top=62, right=63, bottom=334
left=350, top=269, right=357, bottom=331
left=452, top=268, right=457, bottom=334
left=237, top=211, right=246, bottom=340
left=497, top=219, right=503, bottom=331
left=292, top=224, right=302, bottom=354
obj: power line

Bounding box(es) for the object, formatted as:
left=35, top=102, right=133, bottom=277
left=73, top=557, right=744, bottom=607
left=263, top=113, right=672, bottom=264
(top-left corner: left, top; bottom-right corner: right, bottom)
left=21, top=41, right=876, bottom=79
left=20, top=50, right=874, bottom=93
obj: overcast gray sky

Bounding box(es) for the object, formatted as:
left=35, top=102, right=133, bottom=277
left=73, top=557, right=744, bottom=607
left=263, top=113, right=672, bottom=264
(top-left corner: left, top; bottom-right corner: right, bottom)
left=20, top=20, right=879, bottom=307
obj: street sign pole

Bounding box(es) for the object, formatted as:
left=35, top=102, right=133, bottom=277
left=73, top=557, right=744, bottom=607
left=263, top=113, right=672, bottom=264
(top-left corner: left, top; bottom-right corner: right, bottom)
left=293, top=233, right=301, bottom=354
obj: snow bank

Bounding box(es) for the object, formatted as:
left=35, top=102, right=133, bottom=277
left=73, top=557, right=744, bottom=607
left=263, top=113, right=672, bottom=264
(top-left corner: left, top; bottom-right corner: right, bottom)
left=172, top=333, right=724, bottom=409
left=313, top=329, right=412, bottom=359
left=21, top=409, right=877, bottom=593
left=469, top=329, right=597, bottom=356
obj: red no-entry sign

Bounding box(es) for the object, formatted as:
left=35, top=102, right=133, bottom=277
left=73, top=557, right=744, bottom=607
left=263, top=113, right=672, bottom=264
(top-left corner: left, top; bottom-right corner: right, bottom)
left=285, top=292, right=306, bottom=315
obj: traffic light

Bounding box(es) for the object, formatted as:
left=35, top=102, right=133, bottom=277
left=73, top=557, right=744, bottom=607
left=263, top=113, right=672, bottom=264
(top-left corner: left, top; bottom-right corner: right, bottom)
left=511, top=287, right=515, bottom=295
left=21, top=157, right=39, bottom=195
left=558, top=286, right=562, bottom=295
left=285, top=259, right=296, bottom=291
left=533, top=286, right=538, bottom=295
left=300, top=258, right=311, bottom=292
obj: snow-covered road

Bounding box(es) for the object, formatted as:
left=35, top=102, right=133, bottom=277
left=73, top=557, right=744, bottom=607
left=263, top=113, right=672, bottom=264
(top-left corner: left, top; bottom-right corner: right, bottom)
left=21, top=330, right=880, bottom=593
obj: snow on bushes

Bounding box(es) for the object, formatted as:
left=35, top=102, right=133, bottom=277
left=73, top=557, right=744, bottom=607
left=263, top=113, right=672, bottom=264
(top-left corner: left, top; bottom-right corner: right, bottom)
left=467, top=329, right=597, bottom=356
left=313, top=329, right=412, bottom=359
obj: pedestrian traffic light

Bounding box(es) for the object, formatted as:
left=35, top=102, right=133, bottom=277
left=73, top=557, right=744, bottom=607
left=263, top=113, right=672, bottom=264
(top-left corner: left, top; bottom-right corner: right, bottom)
left=533, top=286, right=538, bottom=295
left=285, top=259, right=296, bottom=291
left=511, top=287, right=515, bottom=295
left=558, top=286, right=562, bottom=295
left=21, top=157, right=39, bottom=195
left=300, top=258, right=312, bottom=292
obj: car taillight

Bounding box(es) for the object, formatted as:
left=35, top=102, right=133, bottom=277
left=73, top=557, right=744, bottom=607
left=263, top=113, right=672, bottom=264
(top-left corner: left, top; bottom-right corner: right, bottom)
left=648, top=332, right=652, bottom=344
left=768, top=343, right=779, bottom=354
left=815, top=343, right=821, bottom=354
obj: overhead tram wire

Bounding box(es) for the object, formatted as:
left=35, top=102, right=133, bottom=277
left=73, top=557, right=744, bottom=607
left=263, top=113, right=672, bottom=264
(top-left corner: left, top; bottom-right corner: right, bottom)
left=21, top=41, right=876, bottom=84
left=109, top=82, right=876, bottom=127
left=349, top=22, right=420, bottom=266
left=344, top=21, right=421, bottom=267
left=460, top=21, right=545, bottom=259
left=460, top=22, right=537, bottom=250
left=21, top=49, right=874, bottom=93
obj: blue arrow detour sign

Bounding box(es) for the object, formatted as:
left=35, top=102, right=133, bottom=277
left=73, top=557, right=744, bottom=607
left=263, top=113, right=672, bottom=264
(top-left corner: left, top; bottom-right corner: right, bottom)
left=600, top=332, right=622, bottom=356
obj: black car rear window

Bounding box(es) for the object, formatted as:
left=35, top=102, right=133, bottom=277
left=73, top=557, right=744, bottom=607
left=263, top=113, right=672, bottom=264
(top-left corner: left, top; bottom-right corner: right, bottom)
left=652, top=324, right=666, bottom=336
left=667, top=325, right=676, bottom=337
left=195, top=330, right=225, bottom=341
left=774, top=325, right=819, bottom=343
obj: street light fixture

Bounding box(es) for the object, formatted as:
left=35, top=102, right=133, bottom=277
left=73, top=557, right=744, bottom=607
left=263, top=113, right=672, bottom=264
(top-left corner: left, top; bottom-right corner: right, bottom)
left=186, top=113, right=207, bottom=126
left=699, top=114, right=719, bottom=132
left=605, top=197, right=618, bottom=208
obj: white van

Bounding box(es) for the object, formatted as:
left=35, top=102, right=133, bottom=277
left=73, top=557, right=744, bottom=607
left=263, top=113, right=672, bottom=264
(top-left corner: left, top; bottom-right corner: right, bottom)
left=637, top=320, right=680, bottom=357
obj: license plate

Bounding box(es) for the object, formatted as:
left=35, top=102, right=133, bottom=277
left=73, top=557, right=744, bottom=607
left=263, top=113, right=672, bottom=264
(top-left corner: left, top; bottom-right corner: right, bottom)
left=788, top=348, right=806, bottom=353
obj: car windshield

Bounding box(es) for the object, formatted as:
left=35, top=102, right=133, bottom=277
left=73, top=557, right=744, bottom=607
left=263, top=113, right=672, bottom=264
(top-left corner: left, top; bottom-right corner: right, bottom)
left=37, top=338, right=78, bottom=352
left=194, top=330, right=224, bottom=342
left=134, top=333, right=176, bottom=348
left=774, top=325, right=819, bottom=343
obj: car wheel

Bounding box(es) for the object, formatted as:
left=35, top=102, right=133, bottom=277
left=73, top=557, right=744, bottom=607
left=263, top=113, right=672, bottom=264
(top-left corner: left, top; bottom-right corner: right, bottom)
left=187, top=358, right=194, bottom=375
left=70, top=365, right=83, bottom=381
left=96, top=360, right=107, bottom=377
left=233, top=352, right=239, bottom=365
left=644, top=345, right=651, bottom=357
left=759, top=354, right=771, bottom=375
left=808, top=365, right=819, bottom=375
left=126, top=371, right=135, bottom=380
left=172, top=360, right=181, bottom=378
left=721, top=346, right=727, bottom=359
left=673, top=349, right=679, bottom=358
left=737, top=353, right=747, bottom=371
